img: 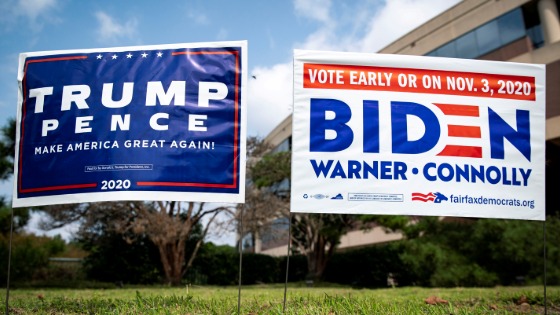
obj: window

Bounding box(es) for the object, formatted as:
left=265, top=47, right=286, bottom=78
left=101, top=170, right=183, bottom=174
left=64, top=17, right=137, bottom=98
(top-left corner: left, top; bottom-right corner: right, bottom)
left=272, top=137, right=291, bottom=153
left=475, top=20, right=500, bottom=55
left=497, top=8, right=526, bottom=45
left=426, top=8, right=532, bottom=59
left=434, top=41, right=456, bottom=57
left=455, top=32, right=478, bottom=58
left=527, top=24, right=544, bottom=48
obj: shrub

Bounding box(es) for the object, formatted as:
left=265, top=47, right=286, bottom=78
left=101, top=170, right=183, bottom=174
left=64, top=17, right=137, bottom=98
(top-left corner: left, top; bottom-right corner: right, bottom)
left=0, top=233, right=65, bottom=283
left=190, top=244, right=307, bottom=285
left=190, top=243, right=238, bottom=285
left=81, top=233, right=162, bottom=285
left=241, top=253, right=279, bottom=284
left=276, top=254, right=307, bottom=283
left=323, top=242, right=412, bottom=288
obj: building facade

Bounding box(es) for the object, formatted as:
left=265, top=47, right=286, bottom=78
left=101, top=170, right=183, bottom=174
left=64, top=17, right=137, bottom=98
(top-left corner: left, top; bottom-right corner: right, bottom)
left=253, top=0, right=560, bottom=256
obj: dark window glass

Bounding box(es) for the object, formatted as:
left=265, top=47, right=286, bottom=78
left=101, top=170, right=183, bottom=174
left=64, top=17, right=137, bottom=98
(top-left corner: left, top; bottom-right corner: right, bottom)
left=272, top=217, right=289, bottom=228
left=455, top=31, right=479, bottom=58
left=273, top=138, right=290, bottom=153
left=476, top=20, right=501, bottom=55
left=497, top=8, right=525, bottom=45
left=437, top=41, right=456, bottom=58
left=426, top=50, right=439, bottom=57
left=527, top=24, right=544, bottom=48
left=424, top=7, right=529, bottom=59
left=242, top=233, right=253, bottom=249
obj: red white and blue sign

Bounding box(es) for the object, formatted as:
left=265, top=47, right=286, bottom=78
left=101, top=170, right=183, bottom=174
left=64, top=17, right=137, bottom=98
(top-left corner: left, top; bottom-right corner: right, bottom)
left=13, top=41, right=247, bottom=207
left=292, top=49, right=545, bottom=221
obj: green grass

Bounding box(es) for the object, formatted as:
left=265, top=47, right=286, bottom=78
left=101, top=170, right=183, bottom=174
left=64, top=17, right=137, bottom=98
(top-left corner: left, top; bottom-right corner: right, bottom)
left=2, top=284, right=559, bottom=314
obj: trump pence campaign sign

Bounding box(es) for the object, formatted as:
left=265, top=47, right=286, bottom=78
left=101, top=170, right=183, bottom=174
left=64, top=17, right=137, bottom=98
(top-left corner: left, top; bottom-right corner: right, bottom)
left=292, top=49, right=545, bottom=220
left=13, top=41, right=247, bottom=207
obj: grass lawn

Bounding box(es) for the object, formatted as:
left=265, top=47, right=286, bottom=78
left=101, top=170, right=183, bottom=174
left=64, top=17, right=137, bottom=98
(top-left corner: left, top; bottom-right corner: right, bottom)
left=2, top=284, right=559, bottom=314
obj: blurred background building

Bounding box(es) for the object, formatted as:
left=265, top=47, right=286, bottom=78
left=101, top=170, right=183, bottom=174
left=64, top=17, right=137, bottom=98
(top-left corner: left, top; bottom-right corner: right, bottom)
left=244, top=0, right=560, bottom=256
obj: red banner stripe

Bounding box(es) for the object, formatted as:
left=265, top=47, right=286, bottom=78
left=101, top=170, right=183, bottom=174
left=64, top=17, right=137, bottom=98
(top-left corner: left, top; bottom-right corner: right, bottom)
left=447, top=125, right=481, bottom=138
left=434, top=103, right=479, bottom=117
left=303, top=63, right=536, bottom=101
left=437, top=145, right=483, bottom=158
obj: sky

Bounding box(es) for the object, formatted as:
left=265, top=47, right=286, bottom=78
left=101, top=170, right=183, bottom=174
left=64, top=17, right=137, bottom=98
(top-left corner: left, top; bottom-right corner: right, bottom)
left=0, top=0, right=460, bottom=243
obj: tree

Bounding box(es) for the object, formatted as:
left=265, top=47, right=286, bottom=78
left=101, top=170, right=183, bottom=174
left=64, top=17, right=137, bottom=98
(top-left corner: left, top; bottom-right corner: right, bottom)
left=395, top=215, right=560, bottom=287
left=42, top=200, right=233, bottom=285
left=0, top=118, right=30, bottom=232
left=236, top=137, right=289, bottom=252
left=1, top=116, right=232, bottom=285
left=237, top=185, right=288, bottom=252
left=0, top=233, right=65, bottom=284
left=76, top=202, right=163, bottom=284
left=0, top=118, right=16, bottom=181
left=244, top=137, right=353, bottom=281
left=546, top=141, right=560, bottom=216
left=291, top=213, right=353, bottom=281
left=0, top=199, right=29, bottom=234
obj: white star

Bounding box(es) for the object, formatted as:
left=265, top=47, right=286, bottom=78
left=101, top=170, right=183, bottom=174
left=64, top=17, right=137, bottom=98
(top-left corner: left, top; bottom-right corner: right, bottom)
left=141, top=52, right=148, bottom=58
left=126, top=53, right=133, bottom=58
left=96, top=54, right=102, bottom=60
left=157, top=52, right=163, bottom=57
left=112, top=54, right=118, bottom=60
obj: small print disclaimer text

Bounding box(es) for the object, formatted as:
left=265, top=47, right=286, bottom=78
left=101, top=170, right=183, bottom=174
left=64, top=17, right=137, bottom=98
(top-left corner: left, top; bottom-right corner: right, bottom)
left=348, top=193, right=404, bottom=202
left=84, top=164, right=153, bottom=172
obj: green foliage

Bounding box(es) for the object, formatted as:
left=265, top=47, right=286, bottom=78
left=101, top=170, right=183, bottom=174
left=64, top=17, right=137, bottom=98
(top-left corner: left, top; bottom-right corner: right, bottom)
left=80, top=232, right=162, bottom=285
left=190, top=243, right=238, bottom=285
left=358, top=215, right=411, bottom=233
left=250, top=151, right=291, bottom=188
left=0, top=118, right=31, bottom=239
left=290, top=213, right=354, bottom=281
left=277, top=254, right=307, bottom=282
left=189, top=244, right=308, bottom=285
left=545, top=217, right=560, bottom=285
left=0, top=200, right=30, bottom=234
left=0, top=233, right=65, bottom=283
left=323, top=242, right=412, bottom=287
left=74, top=202, right=209, bottom=285
left=320, top=215, right=560, bottom=288
left=396, top=216, right=560, bottom=287
left=469, top=216, right=560, bottom=285
left=546, top=142, right=560, bottom=217
left=291, top=214, right=352, bottom=250
left=74, top=203, right=163, bottom=284
left=0, top=117, right=15, bottom=181
left=400, top=239, right=498, bottom=287
left=241, top=253, right=280, bottom=284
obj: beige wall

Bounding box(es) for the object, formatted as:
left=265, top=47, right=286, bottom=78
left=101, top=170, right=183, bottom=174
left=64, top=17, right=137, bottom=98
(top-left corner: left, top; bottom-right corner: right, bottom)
left=260, top=227, right=403, bottom=257
left=264, top=115, right=292, bottom=148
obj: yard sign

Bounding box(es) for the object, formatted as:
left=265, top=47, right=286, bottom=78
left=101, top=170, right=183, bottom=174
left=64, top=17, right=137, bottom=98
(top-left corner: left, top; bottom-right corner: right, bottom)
left=13, top=41, right=247, bottom=207
left=291, top=49, right=545, bottom=220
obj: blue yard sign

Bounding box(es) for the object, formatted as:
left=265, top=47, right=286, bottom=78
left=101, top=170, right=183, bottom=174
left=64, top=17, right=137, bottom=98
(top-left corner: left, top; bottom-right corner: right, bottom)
left=13, top=41, right=247, bottom=207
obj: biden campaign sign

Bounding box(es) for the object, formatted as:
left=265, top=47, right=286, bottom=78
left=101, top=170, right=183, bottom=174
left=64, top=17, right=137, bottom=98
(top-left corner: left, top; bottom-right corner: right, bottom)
left=13, top=41, right=247, bottom=207
left=292, top=49, right=545, bottom=220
